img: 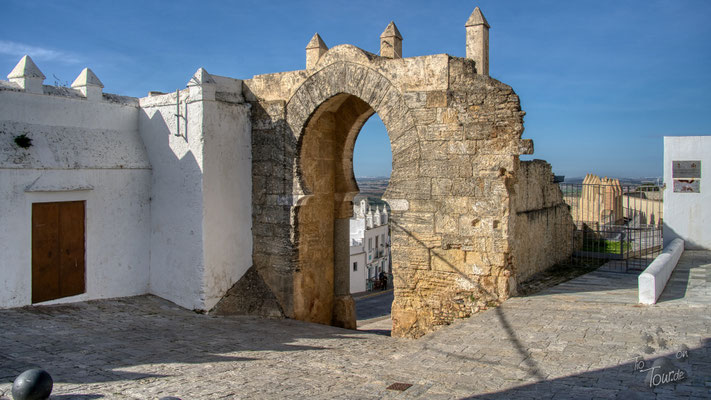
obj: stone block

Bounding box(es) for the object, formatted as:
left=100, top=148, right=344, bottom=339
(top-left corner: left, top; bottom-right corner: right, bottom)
left=403, top=91, right=428, bottom=108
left=437, top=108, right=459, bottom=124
left=463, top=122, right=493, bottom=140
left=431, top=178, right=453, bottom=197
left=430, top=249, right=466, bottom=273
left=426, top=91, right=447, bottom=108
left=420, top=140, right=449, bottom=160
left=419, top=160, right=456, bottom=177
left=407, top=199, right=437, bottom=212
left=395, top=212, right=434, bottom=231
left=407, top=232, right=442, bottom=248
left=387, top=198, right=409, bottom=211
left=411, top=108, right=437, bottom=124
left=442, top=196, right=470, bottom=213
left=434, top=212, right=458, bottom=234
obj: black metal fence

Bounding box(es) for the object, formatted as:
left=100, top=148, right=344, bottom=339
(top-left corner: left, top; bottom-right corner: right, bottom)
left=560, top=182, right=663, bottom=272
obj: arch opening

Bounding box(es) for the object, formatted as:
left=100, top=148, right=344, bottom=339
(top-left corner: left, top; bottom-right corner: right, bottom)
left=294, top=92, right=394, bottom=329
left=350, top=115, right=394, bottom=328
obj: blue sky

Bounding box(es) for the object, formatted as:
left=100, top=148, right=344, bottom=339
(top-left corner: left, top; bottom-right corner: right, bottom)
left=2, top=1, right=710, bottom=179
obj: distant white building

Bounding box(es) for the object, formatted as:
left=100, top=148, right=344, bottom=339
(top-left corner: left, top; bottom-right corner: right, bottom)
left=349, top=199, right=391, bottom=293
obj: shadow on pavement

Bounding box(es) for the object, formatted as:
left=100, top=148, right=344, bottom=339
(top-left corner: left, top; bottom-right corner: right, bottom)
left=0, top=295, right=374, bottom=385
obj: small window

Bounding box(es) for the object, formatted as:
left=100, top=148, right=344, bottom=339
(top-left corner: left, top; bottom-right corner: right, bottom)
left=353, top=262, right=358, bottom=272
left=368, top=238, right=372, bottom=250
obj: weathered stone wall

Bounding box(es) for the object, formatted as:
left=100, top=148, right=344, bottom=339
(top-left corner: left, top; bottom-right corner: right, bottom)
left=241, top=45, right=517, bottom=337
left=511, top=160, right=574, bottom=283
left=238, top=42, right=571, bottom=338
left=246, top=95, right=297, bottom=318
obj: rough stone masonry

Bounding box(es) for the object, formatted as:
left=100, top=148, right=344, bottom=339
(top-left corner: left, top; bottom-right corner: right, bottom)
left=215, top=7, right=574, bottom=338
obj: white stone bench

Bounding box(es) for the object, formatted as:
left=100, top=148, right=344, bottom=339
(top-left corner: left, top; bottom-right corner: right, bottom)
left=638, top=238, right=684, bottom=304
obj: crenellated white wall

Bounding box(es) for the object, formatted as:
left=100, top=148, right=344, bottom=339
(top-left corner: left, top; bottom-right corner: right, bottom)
left=0, top=86, right=151, bottom=308
left=1, top=60, right=253, bottom=311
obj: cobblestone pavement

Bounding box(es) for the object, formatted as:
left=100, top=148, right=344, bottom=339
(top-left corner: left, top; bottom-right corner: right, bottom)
left=355, top=290, right=393, bottom=323
left=1, top=251, right=710, bottom=399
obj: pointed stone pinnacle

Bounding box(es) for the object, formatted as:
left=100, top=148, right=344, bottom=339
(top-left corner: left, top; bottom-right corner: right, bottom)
left=187, top=67, right=216, bottom=87
left=465, top=7, right=490, bottom=28
left=71, top=68, right=103, bottom=88
left=380, top=21, right=402, bottom=39
left=305, top=33, right=327, bottom=50
left=8, top=55, right=45, bottom=80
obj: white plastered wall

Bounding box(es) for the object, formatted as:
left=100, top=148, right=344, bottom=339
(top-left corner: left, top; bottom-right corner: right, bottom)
left=0, top=88, right=151, bottom=308
left=139, top=91, right=206, bottom=310
left=138, top=81, right=252, bottom=311
left=201, top=100, right=252, bottom=310
left=663, top=136, right=711, bottom=250
left=349, top=248, right=367, bottom=293
left=1, top=72, right=253, bottom=311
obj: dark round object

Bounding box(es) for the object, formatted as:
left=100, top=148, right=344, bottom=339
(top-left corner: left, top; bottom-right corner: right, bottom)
left=11, top=369, right=53, bottom=400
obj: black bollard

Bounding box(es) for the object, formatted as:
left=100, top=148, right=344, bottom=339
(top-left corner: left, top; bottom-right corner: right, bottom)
left=11, top=369, right=53, bottom=400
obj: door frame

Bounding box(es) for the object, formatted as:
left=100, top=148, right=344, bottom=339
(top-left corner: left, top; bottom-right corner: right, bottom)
left=25, top=190, right=89, bottom=305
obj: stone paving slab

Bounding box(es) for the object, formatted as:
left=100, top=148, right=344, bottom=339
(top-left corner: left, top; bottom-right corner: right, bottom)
left=1, top=251, right=710, bottom=399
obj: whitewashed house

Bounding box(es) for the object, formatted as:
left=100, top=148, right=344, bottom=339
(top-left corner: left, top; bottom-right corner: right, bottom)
left=0, top=56, right=252, bottom=310
left=349, top=199, right=391, bottom=293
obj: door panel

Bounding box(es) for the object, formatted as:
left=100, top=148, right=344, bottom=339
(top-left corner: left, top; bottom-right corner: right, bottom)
left=31, top=203, right=61, bottom=303
left=59, top=201, right=85, bottom=298
left=32, top=201, right=85, bottom=303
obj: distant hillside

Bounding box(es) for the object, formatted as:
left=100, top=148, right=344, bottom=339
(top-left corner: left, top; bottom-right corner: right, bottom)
left=356, top=177, right=389, bottom=197
left=354, top=177, right=390, bottom=211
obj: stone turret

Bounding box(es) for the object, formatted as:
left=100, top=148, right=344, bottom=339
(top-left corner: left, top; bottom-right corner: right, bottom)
left=305, top=33, right=328, bottom=69
left=71, top=68, right=104, bottom=100
left=7, top=55, right=45, bottom=94
left=380, top=21, right=402, bottom=59
left=601, top=176, right=623, bottom=223
left=465, top=7, right=490, bottom=76
left=581, top=174, right=602, bottom=223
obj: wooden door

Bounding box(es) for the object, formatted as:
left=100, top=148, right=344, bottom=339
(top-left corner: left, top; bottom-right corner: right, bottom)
left=32, top=201, right=85, bottom=303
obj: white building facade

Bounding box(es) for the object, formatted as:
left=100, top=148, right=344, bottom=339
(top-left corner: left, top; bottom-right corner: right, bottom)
left=663, top=136, right=711, bottom=250
left=0, top=56, right=252, bottom=310
left=349, top=199, right=391, bottom=293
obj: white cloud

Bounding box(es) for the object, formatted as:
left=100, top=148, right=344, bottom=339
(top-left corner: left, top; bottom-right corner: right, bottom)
left=0, top=40, right=81, bottom=64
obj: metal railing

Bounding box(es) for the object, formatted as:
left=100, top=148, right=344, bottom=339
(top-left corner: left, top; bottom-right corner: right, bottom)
left=560, top=182, right=663, bottom=273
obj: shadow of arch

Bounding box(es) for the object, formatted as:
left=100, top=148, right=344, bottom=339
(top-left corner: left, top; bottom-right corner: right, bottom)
left=285, top=61, right=417, bottom=329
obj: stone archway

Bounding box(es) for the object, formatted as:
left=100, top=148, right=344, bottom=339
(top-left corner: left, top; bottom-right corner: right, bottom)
left=241, top=40, right=573, bottom=338
left=285, top=58, right=417, bottom=329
